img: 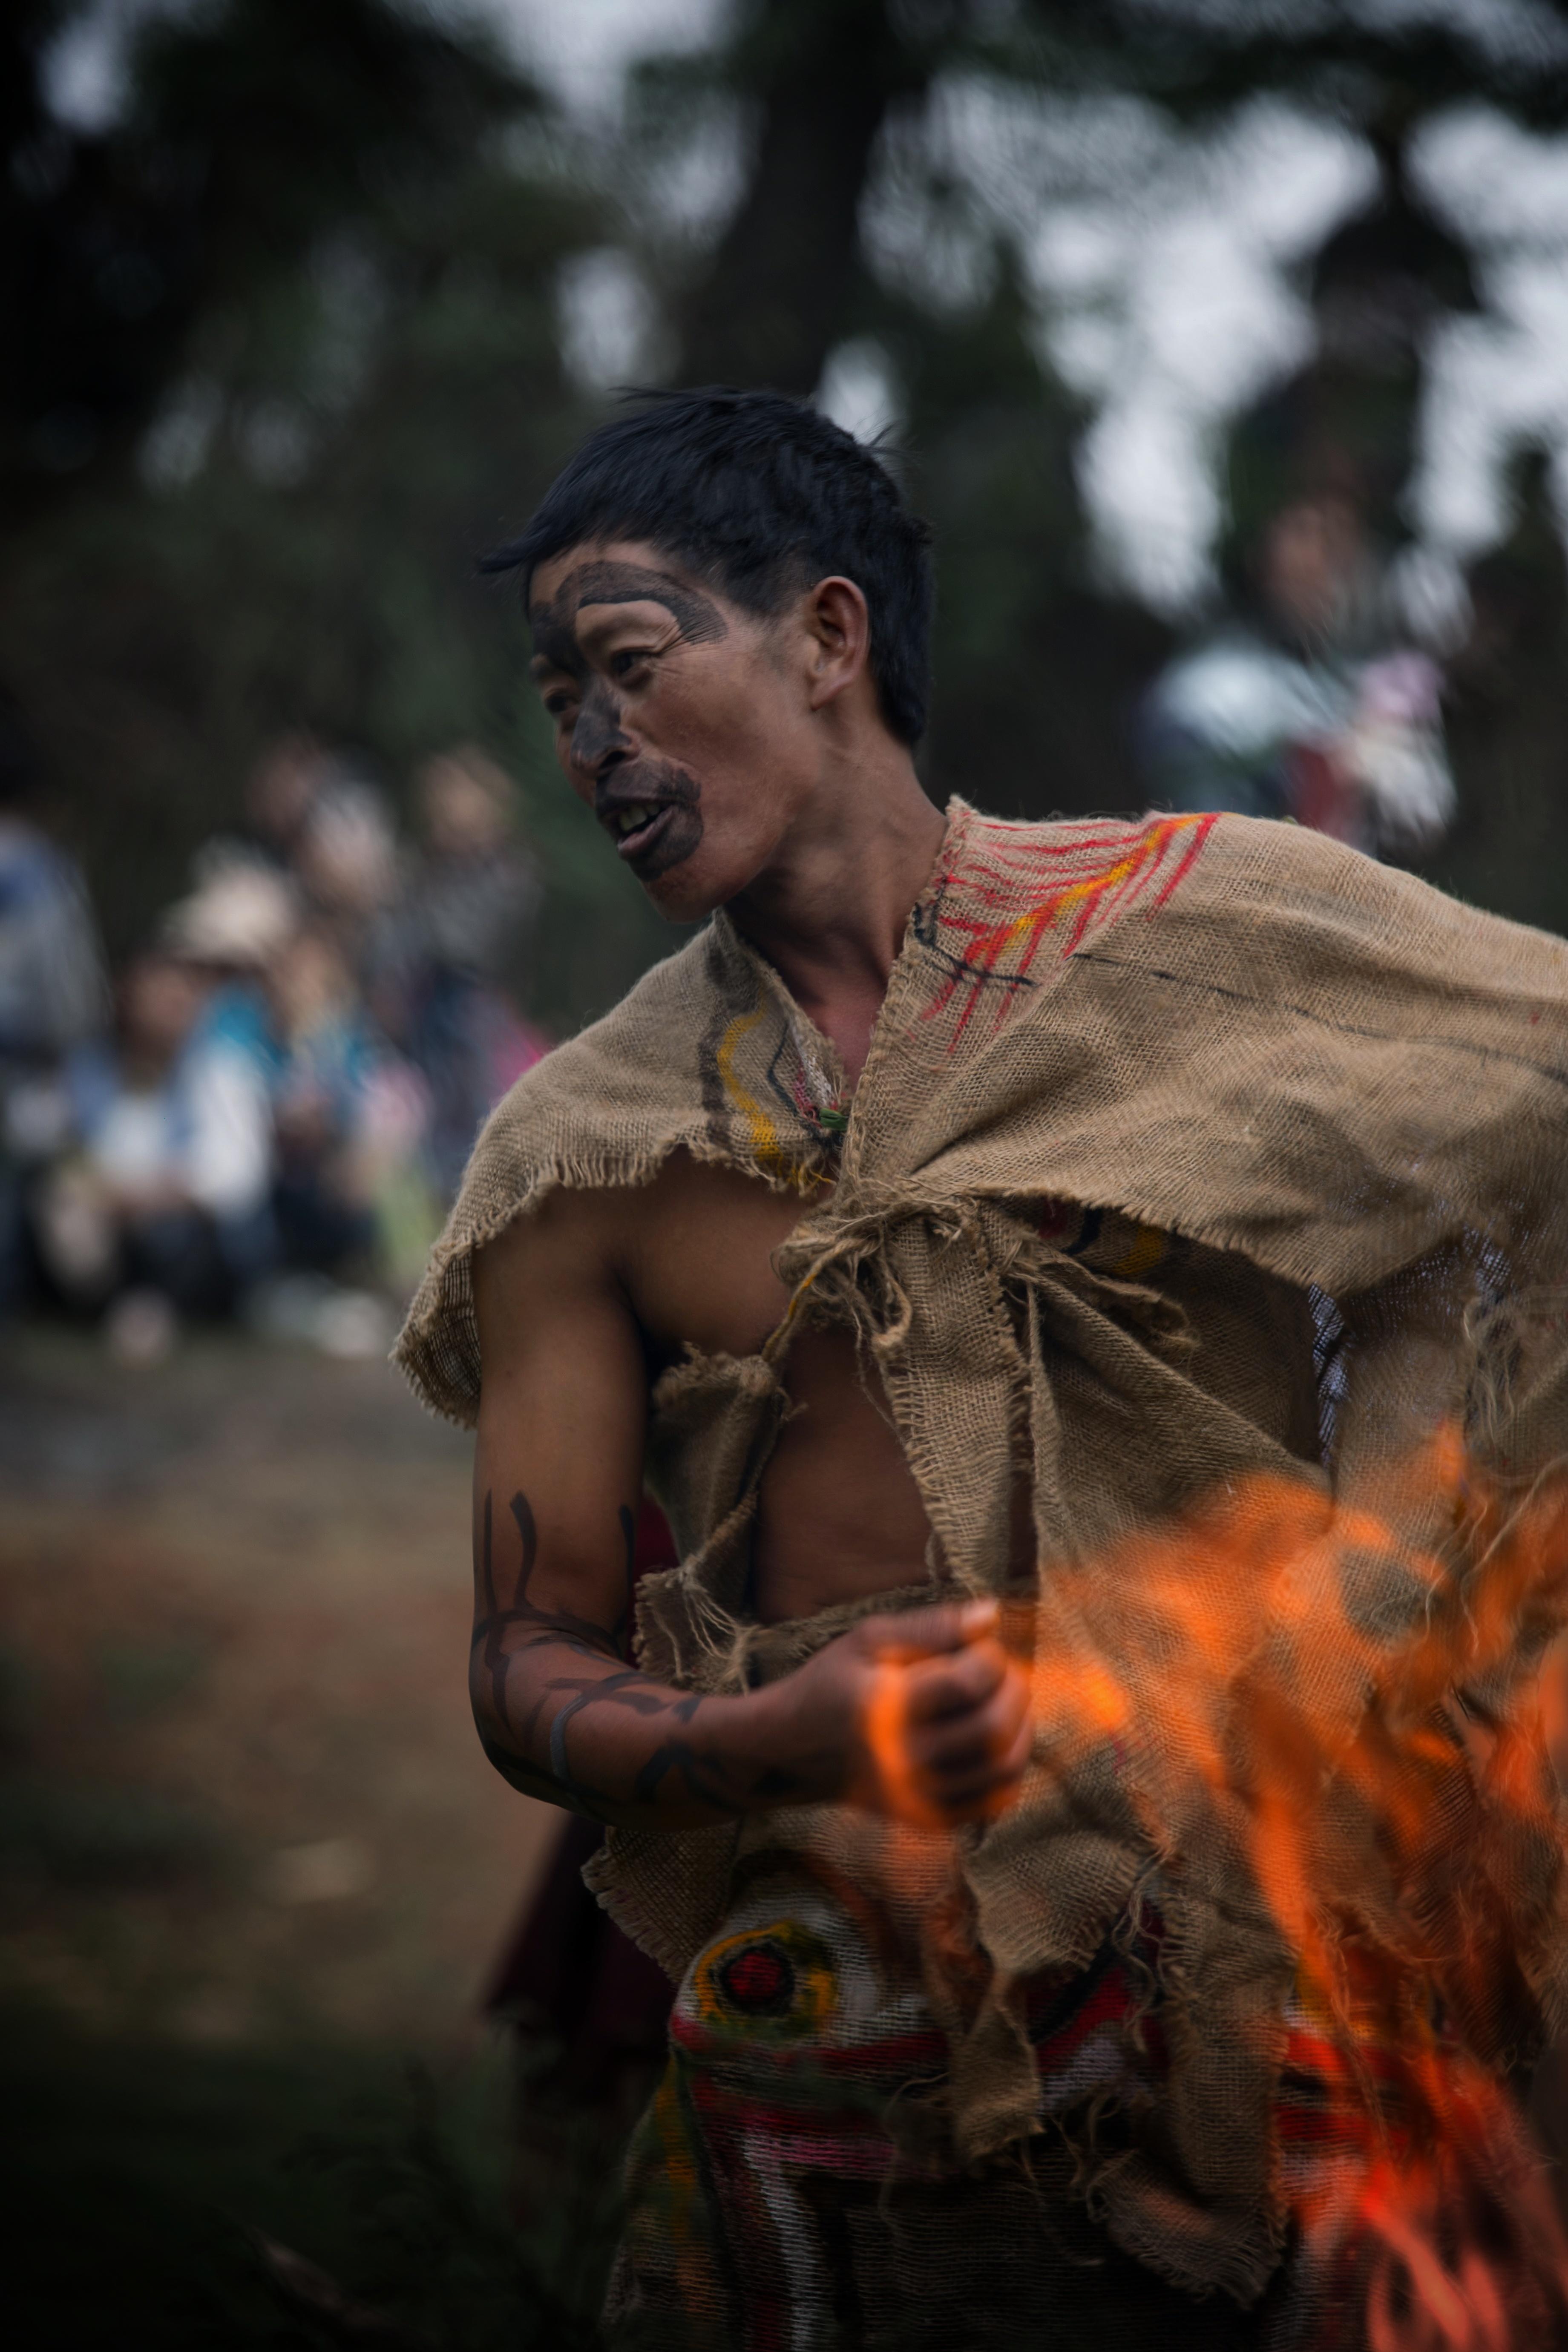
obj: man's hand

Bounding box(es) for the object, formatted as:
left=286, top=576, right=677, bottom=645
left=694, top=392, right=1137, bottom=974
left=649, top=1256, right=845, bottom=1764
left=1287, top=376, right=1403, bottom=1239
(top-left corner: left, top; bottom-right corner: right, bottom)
left=757, top=1598, right=1033, bottom=1829
left=472, top=1189, right=1033, bottom=1835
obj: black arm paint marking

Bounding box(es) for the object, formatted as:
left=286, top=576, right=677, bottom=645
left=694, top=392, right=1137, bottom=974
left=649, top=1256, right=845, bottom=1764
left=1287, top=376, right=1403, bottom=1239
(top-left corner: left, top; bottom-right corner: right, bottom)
left=548, top=1667, right=657, bottom=1790
left=472, top=1484, right=809, bottom=1821
left=471, top=1489, right=620, bottom=1659
left=510, top=1487, right=538, bottom=1592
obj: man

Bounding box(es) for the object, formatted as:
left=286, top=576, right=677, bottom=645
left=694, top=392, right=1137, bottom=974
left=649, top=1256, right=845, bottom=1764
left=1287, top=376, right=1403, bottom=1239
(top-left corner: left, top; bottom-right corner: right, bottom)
left=1138, top=486, right=1455, bottom=860
left=400, top=391, right=1568, bottom=2347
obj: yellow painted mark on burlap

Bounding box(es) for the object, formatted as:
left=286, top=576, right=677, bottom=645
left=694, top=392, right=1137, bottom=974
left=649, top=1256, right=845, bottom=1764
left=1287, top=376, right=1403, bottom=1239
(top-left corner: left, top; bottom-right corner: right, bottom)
left=690, top=1918, right=839, bottom=2041
left=647, top=2061, right=725, bottom=2324
left=1106, top=1222, right=1168, bottom=1280
left=716, top=989, right=789, bottom=1177
left=960, top=814, right=1211, bottom=977
left=993, top=828, right=1177, bottom=954
left=994, top=847, right=1145, bottom=949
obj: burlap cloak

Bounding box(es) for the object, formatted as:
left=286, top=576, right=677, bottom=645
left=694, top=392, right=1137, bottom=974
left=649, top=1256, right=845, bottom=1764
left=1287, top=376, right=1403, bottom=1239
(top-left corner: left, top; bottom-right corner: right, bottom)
left=397, top=801, right=1568, bottom=2300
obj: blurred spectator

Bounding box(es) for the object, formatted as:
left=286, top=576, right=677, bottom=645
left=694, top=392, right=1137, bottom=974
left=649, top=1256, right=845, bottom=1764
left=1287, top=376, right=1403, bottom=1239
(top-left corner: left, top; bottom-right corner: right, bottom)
left=1138, top=489, right=1456, bottom=861
left=163, top=858, right=299, bottom=975
left=373, top=745, right=545, bottom=1200
left=240, top=731, right=330, bottom=875
left=196, top=736, right=400, bottom=982
left=161, top=857, right=300, bottom=1088
left=12, top=738, right=459, bottom=1353
left=264, top=923, right=384, bottom=1279
left=192, top=730, right=331, bottom=891
left=164, top=864, right=420, bottom=1293
left=295, top=775, right=402, bottom=986
left=35, top=949, right=276, bottom=1360
left=0, top=697, right=109, bottom=1317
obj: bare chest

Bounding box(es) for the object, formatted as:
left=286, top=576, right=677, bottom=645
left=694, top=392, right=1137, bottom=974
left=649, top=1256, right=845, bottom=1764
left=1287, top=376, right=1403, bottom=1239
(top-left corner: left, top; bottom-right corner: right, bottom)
left=618, top=1153, right=936, bottom=1621
left=618, top=1153, right=807, bottom=1369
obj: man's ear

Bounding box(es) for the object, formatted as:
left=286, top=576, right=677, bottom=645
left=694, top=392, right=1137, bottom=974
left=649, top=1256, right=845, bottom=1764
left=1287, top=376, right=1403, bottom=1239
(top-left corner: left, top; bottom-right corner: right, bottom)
left=803, top=577, right=872, bottom=714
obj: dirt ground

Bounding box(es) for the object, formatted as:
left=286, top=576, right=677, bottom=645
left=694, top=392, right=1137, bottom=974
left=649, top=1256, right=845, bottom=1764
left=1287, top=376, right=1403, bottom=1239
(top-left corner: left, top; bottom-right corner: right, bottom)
left=14, top=1320, right=1568, bottom=2346
left=0, top=1322, right=560, bottom=2051
left=0, top=1324, right=619, bottom=2345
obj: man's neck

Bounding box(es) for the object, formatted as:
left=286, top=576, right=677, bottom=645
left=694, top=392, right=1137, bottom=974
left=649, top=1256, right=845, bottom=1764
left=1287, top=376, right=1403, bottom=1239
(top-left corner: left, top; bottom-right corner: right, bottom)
left=726, top=742, right=946, bottom=1089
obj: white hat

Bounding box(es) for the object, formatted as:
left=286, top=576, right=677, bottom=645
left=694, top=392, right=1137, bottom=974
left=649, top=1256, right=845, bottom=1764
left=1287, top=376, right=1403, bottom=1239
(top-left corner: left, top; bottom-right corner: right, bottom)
left=159, top=860, right=299, bottom=967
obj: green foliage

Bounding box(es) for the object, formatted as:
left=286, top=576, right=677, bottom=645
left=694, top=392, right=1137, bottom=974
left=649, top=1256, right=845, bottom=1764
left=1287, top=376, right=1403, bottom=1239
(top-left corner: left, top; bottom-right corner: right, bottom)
left=3, top=0, right=1566, bottom=1025
left=1429, top=449, right=1568, bottom=939
left=887, top=253, right=1172, bottom=819
left=0, top=0, right=676, bottom=1016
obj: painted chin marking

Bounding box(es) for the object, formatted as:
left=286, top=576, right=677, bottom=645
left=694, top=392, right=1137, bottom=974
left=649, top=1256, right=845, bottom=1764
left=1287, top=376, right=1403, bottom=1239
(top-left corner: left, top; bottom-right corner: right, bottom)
left=601, top=766, right=703, bottom=881
left=625, top=801, right=703, bottom=880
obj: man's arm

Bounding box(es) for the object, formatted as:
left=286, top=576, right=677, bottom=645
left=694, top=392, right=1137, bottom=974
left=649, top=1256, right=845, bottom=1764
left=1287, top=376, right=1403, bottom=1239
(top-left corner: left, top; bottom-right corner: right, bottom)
left=471, top=1187, right=1031, bottom=1832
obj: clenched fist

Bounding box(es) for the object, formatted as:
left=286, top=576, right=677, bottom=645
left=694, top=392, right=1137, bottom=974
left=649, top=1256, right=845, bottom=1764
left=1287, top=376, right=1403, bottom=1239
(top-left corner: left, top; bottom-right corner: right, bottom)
left=756, top=1598, right=1033, bottom=1827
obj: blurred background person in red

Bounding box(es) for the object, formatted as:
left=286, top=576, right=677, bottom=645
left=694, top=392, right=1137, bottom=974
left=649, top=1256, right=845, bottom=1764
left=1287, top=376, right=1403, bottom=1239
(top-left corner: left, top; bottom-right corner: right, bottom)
left=1137, top=477, right=1456, bottom=859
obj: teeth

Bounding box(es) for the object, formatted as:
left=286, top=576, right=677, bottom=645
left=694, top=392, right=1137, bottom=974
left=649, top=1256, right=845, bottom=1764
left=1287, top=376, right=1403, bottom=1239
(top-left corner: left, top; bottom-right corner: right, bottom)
left=615, top=805, right=654, bottom=836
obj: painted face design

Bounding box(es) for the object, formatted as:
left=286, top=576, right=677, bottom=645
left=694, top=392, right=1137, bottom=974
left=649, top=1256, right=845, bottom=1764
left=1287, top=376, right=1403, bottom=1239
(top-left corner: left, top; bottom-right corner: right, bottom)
left=529, top=560, right=729, bottom=884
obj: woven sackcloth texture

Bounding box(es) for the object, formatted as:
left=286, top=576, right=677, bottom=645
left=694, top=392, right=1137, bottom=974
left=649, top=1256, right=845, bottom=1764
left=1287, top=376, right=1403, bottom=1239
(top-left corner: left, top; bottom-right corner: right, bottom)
left=397, top=801, right=1568, bottom=2303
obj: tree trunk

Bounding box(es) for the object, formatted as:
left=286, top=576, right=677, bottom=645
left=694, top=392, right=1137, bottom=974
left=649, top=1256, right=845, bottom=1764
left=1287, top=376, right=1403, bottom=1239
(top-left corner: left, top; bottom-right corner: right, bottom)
left=678, top=0, right=925, bottom=394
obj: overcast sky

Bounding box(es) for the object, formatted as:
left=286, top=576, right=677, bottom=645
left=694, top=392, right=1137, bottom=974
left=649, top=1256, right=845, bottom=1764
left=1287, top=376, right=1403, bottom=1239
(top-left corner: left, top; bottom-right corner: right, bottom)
left=40, top=0, right=1568, bottom=615
left=447, top=0, right=1568, bottom=612
left=474, top=0, right=726, bottom=111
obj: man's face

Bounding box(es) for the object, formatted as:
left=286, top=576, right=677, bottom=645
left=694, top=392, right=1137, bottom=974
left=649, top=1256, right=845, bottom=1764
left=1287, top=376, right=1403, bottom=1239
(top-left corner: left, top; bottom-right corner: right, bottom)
left=527, top=539, right=816, bottom=921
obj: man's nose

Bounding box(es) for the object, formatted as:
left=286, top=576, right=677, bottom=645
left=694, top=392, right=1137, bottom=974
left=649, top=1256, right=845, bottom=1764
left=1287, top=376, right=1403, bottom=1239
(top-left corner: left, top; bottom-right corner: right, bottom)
left=570, top=697, right=631, bottom=777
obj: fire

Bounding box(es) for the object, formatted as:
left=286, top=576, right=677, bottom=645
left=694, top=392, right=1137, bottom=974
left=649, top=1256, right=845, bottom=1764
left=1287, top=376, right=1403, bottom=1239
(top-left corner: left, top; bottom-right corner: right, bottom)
left=866, top=1428, right=1568, bottom=2344
left=862, top=1642, right=952, bottom=1835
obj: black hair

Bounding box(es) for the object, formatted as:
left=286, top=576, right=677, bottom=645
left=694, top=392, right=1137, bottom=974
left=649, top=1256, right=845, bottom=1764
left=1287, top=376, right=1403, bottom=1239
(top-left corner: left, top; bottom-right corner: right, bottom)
left=484, top=386, right=935, bottom=745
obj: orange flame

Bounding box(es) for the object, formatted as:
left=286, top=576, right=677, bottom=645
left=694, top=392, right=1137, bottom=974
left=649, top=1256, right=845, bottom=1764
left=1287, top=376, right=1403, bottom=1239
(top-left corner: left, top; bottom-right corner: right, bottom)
left=862, top=1650, right=954, bottom=1834
left=864, top=1429, right=1568, bottom=2343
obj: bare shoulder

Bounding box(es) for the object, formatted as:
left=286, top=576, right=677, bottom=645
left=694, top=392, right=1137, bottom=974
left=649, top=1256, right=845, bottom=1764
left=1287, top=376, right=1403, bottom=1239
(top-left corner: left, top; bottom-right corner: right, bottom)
left=470, top=1187, right=651, bottom=1562
left=473, top=1182, right=626, bottom=1345
left=473, top=1147, right=804, bottom=1392
left=470, top=1184, right=636, bottom=1404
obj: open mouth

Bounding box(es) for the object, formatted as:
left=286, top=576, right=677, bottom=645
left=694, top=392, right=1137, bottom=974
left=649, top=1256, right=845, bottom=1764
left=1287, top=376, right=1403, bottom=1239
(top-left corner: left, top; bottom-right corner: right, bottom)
left=605, top=802, right=675, bottom=862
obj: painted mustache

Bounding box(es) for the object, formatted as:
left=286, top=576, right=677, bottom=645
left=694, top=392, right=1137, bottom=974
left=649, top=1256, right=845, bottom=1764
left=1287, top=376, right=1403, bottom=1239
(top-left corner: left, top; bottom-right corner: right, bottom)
left=594, top=763, right=704, bottom=881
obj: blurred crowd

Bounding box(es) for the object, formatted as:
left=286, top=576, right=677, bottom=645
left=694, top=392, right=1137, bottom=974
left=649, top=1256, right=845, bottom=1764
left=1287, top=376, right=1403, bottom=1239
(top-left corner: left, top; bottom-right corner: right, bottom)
left=0, top=718, right=544, bottom=1362
left=0, top=466, right=1457, bottom=1370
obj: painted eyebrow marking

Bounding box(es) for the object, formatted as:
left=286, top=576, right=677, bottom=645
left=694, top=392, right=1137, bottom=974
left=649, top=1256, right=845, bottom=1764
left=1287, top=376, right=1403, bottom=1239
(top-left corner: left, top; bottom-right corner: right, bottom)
left=527, top=560, right=729, bottom=650
left=528, top=625, right=581, bottom=676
